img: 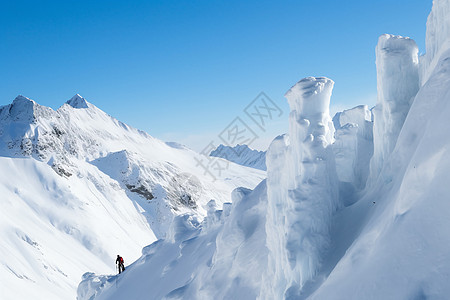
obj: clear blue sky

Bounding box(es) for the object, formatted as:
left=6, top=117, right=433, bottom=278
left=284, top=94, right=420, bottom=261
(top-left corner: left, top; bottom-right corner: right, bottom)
left=0, top=0, right=432, bottom=151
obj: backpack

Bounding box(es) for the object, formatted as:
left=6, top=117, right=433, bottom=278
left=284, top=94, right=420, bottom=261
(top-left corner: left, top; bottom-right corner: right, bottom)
left=120, top=257, right=124, bottom=264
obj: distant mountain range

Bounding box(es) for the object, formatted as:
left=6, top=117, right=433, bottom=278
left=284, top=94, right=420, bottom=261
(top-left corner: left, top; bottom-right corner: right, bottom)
left=210, top=144, right=266, bottom=171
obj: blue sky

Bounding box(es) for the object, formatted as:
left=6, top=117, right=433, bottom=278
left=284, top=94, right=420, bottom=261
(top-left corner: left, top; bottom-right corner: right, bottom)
left=0, top=0, right=432, bottom=151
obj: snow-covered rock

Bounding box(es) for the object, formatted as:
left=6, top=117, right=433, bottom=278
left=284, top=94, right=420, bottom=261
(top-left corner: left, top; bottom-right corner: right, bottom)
left=210, top=144, right=267, bottom=171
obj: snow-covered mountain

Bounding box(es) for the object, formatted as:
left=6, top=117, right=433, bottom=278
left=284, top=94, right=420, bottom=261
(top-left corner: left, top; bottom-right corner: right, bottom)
left=209, top=144, right=267, bottom=170
left=78, top=0, right=450, bottom=299
left=0, top=95, right=264, bottom=299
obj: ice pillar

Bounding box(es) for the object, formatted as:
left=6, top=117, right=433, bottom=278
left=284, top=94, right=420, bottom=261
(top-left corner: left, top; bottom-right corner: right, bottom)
left=264, top=77, right=339, bottom=299
left=370, top=34, right=419, bottom=179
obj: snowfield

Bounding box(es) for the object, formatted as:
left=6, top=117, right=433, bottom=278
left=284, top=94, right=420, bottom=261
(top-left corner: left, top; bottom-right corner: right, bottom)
left=77, top=0, right=450, bottom=299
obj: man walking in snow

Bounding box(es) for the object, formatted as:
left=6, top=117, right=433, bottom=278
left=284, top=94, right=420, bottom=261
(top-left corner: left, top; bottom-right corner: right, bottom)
left=116, top=255, right=125, bottom=274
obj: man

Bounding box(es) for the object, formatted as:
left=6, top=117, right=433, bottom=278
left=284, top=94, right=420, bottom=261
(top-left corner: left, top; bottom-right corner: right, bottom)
left=116, top=255, right=125, bottom=274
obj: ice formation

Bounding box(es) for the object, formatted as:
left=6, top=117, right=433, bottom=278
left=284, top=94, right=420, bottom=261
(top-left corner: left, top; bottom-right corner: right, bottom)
left=421, top=0, right=450, bottom=83
left=333, top=105, right=373, bottom=204
left=311, top=2, right=450, bottom=298
left=264, top=77, right=339, bottom=299
left=370, top=34, right=420, bottom=179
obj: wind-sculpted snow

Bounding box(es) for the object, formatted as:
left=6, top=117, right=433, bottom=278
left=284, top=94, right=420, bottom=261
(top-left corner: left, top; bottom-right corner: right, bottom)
left=195, top=183, right=268, bottom=299
left=333, top=105, right=373, bottom=205
left=263, top=77, right=339, bottom=299
left=421, top=0, right=450, bottom=84
left=370, top=34, right=419, bottom=180
left=310, top=11, right=450, bottom=300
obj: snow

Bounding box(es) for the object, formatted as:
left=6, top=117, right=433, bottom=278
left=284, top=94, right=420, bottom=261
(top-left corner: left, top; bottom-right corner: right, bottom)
left=421, top=0, right=450, bottom=84
left=370, top=34, right=420, bottom=180
left=263, top=76, right=339, bottom=299
left=333, top=105, right=373, bottom=204
left=313, top=5, right=450, bottom=297
left=210, top=144, right=267, bottom=170
left=310, top=28, right=450, bottom=298
left=76, top=1, right=450, bottom=299
left=0, top=157, right=155, bottom=299
left=0, top=94, right=264, bottom=299
left=77, top=181, right=269, bottom=300
left=7, top=0, right=450, bottom=299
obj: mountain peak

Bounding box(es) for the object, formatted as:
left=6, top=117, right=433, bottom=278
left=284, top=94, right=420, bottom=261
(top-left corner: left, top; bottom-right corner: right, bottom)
left=13, top=95, right=35, bottom=104
left=66, top=94, right=89, bottom=109
left=8, top=95, right=39, bottom=123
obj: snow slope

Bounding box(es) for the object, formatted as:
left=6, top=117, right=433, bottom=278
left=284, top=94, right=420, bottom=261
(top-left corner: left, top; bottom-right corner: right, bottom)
left=78, top=182, right=268, bottom=300
left=0, top=95, right=264, bottom=299
left=78, top=0, right=450, bottom=299
left=210, top=144, right=267, bottom=170
left=1, top=157, right=154, bottom=300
